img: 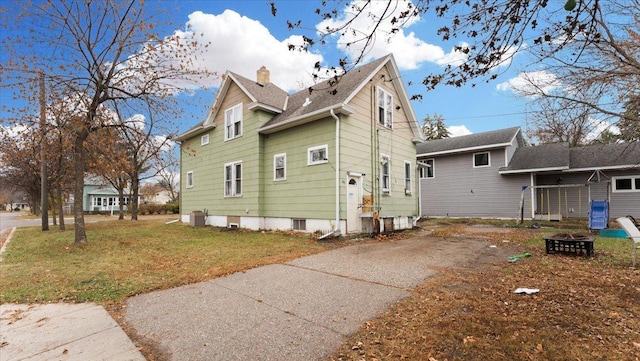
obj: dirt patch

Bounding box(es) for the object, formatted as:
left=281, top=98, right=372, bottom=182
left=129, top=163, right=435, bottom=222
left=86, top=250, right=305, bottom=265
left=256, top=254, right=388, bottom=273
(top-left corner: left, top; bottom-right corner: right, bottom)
left=329, top=225, right=640, bottom=361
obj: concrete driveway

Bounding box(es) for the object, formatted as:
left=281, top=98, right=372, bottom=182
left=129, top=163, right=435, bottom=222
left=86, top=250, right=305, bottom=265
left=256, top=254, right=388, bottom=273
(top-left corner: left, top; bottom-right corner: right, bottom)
left=125, top=235, right=502, bottom=361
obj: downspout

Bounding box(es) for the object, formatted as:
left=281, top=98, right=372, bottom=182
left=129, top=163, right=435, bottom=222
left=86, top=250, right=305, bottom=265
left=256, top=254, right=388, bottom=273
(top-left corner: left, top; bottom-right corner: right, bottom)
left=331, top=108, right=341, bottom=235
left=414, top=164, right=421, bottom=227
left=319, top=108, right=341, bottom=240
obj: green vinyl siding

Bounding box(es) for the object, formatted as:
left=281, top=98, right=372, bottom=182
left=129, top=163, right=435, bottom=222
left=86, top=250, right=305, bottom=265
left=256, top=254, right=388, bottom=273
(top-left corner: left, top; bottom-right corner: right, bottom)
left=262, top=118, right=336, bottom=219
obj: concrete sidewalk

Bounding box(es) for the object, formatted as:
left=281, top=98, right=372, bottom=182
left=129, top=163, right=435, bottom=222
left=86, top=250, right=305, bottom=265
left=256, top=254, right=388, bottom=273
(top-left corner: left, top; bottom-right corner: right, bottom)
left=125, top=236, right=494, bottom=360
left=0, top=303, right=144, bottom=361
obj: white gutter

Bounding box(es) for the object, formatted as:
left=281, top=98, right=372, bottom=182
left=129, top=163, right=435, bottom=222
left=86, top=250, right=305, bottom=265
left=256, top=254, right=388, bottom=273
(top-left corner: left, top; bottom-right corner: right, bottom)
left=331, top=108, right=341, bottom=236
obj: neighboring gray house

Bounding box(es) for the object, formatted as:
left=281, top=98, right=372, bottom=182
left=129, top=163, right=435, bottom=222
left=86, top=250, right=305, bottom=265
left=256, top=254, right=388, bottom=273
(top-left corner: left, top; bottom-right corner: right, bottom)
left=82, top=177, right=133, bottom=213
left=417, top=127, right=640, bottom=221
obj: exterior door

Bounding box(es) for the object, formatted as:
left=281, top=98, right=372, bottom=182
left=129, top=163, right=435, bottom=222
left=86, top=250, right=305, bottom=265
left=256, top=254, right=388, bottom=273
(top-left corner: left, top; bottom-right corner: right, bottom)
left=347, top=176, right=362, bottom=233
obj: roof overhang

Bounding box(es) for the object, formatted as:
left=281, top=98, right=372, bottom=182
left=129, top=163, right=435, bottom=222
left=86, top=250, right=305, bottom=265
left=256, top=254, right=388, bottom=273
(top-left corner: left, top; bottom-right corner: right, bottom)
left=418, top=142, right=512, bottom=158
left=258, top=104, right=356, bottom=134
left=175, top=123, right=216, bottom=142
left=247, top=101, right=283, bottom=114
left=499, top=166, right=569, bottom=175
left=565, top=164, right=640, bottom=172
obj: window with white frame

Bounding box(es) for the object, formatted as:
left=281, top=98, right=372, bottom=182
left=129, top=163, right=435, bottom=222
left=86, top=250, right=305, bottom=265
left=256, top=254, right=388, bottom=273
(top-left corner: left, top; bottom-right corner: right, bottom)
left=274, top=153, right=286, bottom=181
left=612, top=175, right=640, bottom=192
left=377, top=87, right=393, bottom=128
left=473, top=152, right=490, bottom=167
left=292, top=219, right=306, bottom=231
left=201, top=134, right=209, bottom=145
left=308, top=145, right=328, bottom=165
left=224, top=161, right=242, bottom=197
left=404, top=161, right=412, bottom=195
left=224, top=103, right=243, bottom=140
left=419, top=159, right=434, bottom=178
left=186, top=171, right=194, bottom=188
left=381, top=154, right=390, bottom=194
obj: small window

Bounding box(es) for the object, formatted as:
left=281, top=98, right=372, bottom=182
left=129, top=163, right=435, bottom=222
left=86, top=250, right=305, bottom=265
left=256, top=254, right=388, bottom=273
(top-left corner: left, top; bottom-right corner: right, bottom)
left=186, top=171, right=194, bottom=188
left=274, top=153, right=286, bottom=181
left=381, top=154, right=390, bottom=194
left=404, top=161, right=412, bottom=195
left=377, top=87, right=393, bottom=128
left=612, top=176, right=640, bottom=193
left=201, top=134, right=209, bottom=145
left=308, top=145, right=328, bottom=165
left=292, top=219, right=306, bottom=231
left=474, top=152, right=490, bottom=167
left=224, top=103, right=243, bottom=141
left=419, top=159, right=434, bottom=178
left=224, top=161, right=242, bottom=197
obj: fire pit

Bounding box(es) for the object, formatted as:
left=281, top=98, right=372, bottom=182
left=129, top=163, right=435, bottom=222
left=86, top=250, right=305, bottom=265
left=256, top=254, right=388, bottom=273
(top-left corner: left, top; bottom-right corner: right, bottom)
left=544, top=233, right=595, bottom=257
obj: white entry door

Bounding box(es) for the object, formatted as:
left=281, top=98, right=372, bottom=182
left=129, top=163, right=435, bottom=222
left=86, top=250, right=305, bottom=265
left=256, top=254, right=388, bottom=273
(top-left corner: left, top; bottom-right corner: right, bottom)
left=346, top=176, right=362, bottom=233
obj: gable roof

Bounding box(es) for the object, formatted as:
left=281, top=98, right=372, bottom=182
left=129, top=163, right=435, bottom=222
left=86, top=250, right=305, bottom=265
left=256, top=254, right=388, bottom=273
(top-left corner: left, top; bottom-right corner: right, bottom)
left=177, top=54, right=423, bottom=141
left=416, top=127, right=521, bottom=156
left=500, top=143, right=570, bottom=173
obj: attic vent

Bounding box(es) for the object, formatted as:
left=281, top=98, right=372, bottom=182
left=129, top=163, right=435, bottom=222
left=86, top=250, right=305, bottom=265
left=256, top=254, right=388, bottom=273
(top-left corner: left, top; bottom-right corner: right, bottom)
left=303, top=97, right=312, bottom=107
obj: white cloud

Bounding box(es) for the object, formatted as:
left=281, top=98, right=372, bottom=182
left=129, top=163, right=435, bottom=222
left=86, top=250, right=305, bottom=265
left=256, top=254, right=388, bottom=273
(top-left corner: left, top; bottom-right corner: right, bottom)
left=316, top=0, right=467, bottom=70
left=585, top=118, right=620, bottom=141
left=448, top=125, right=472, bottom=137
left=171, top=10, right=325, bottom=91
left=496, top=70, right=561, bottom=96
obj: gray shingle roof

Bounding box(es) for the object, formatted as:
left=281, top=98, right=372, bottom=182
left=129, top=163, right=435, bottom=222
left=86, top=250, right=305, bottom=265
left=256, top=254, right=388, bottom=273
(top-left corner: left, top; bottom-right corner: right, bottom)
left=501, top=143, right=570, bottom=171
left=228, top=72, right=289, bottom=110
left=262, top=55, right=390, bottom=129
left=570, top=142, right=640, bottom=169
left=416, top=127, right=521, bottom=155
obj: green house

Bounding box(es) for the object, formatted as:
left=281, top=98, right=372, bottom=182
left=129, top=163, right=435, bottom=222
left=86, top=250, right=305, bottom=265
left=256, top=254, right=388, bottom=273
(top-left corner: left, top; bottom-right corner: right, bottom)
left=177, top=55, right=424, bottom=235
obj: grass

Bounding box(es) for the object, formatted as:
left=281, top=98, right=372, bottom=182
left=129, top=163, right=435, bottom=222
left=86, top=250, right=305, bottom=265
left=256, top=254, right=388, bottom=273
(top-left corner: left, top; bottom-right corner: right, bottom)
left=330, top=218, right=640, bottom=361
left=0, top=219, right=338, bottom=303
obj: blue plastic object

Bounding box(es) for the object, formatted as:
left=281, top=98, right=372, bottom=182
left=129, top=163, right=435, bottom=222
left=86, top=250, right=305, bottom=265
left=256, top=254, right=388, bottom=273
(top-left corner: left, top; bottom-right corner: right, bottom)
left=589, top=200, right=609, bottom=230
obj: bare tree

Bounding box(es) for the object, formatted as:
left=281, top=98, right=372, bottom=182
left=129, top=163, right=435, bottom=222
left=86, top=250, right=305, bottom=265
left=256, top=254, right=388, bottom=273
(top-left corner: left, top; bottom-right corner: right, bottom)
left=1, top=0, right=210, bottom=244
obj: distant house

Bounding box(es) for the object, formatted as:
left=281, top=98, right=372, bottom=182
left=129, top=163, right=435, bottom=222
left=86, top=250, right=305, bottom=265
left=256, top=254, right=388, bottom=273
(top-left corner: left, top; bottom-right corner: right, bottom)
left=3, top=190, right=31, bottom=211
left=177, top=54, right=424, bottom=234
left=83, top=177, right=134, bottom=213
left=417, top=127, right=640, bottom=220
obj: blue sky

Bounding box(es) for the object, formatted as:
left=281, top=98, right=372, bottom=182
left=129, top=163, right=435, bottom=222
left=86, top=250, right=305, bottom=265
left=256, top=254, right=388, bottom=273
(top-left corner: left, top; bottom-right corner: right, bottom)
left=1, top=0, right=536, bottom=137
left=157, top=0, right=531, bottom=137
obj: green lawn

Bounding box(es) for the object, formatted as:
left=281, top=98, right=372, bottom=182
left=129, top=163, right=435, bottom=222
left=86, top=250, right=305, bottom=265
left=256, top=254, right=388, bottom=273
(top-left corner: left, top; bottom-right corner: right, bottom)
left=0, top=219, right=336, bottom=303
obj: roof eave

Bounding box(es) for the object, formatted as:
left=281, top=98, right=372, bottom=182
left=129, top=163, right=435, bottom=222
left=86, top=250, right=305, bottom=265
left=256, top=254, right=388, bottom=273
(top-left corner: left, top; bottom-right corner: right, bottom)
left=247, top=101, right=283, bottom=114
left=176, top=123, right=216, bottom=142
left=565, top=164, right=640, bottom=172
left=499, top=166, right=569, bottom=174
left=418, top=142, right=513, bottom=157
left=259, top=104, right=356, bottom=134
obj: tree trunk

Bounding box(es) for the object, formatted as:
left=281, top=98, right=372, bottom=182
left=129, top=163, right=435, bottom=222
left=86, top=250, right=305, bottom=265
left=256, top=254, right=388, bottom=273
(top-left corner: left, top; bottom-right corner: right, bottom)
left=57, top=183, right=65, bottom=230
left=130, top=172, right=139, bottom=221
left=73, top=134, right=88, bottom=245
left=118, top=181, right=125, bottom=220
left=51, top=193, right=57, bottom=226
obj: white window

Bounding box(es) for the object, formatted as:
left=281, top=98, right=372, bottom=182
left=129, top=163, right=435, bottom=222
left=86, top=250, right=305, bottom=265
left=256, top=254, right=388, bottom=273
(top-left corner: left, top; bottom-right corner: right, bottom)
left=419, top=159, right=434, bottom=178
left=404, top=161, right=412, bottom=195
left=474, top=152, right=490, bottom=168
left=186, top=171, right=194, bottom=188
left=612, top=176, right=640, bottom=192
left=224, top=103, right=243, bottom=140
left=381, top=154, right=390, bottom=194
left=201, top=134, right=209, bottom=145
left=274, top=153, right=286, bottom=181
left=377, top=87, right=393, bottom=128
left=292, top=219, right=306, bottom=231
left=308, top=145, right=328, bottom=165
left=224, top=161, right=242, bottom=197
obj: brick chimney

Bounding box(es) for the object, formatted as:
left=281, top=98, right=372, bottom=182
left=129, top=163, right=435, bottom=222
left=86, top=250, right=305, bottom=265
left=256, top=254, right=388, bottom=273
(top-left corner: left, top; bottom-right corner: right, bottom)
left=257, top=66, right=270, bottom=86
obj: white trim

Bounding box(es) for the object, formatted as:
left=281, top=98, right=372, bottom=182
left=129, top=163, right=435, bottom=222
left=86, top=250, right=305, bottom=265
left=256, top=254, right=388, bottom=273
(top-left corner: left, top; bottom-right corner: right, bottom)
left=223, top=161, right=243, bottom=197
left=186, top=171, right=194, bottom=188
left=499, top=166, right=569, bottom=174
left=417, top=142, right=512, bottom=157
left=404, top=160, right=412, bottom=195
left=612, top=175, right=640, bottom=193
left=274, top=153, right=286, bottom=181
left=380, top=153, right=391, bottom=194
left=419, top=158, right=434, bottom=179
left=200, top=134, right=209, bottom=146
left=566, top=164, right=640, bottom=172
left=224, top=103, right=243, bottom=141
left=247, top=101, right=283, bottom=114
left=473, top=151, right=491, bottom=168
left=308, top=144, right=329, bottom=165
left=258, top=104, right=355, bottom=134
left=376, top=86, right=393, bottom=129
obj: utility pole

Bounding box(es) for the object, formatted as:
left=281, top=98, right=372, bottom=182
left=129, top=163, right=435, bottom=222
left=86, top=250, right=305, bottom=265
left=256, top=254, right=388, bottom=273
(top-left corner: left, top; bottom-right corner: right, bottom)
left=40, top=70, right=49, bottom=231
